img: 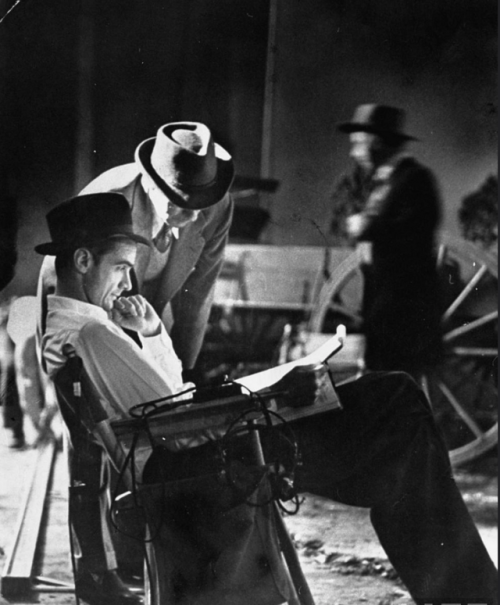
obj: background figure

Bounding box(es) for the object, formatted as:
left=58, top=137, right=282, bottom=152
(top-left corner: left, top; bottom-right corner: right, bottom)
left=7, top=296, right=60, bottom=444
left=334, top=104, right=443, bottom=379
left=0, top=297, right=59, bottom=449
left=458, top=174, right=498, bottom=253
left=0, top=300, right=24, bottom=448
left=0, top=196, right=18, bottom=292
left=0, top=196, right=23, bottom=447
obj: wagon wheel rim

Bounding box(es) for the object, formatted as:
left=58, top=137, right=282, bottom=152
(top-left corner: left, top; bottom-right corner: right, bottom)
left=309, top=246, right=366, bottom=332
left=309, top=233, right=498, bottom=467
left=429, top=233, right=498, bottom=466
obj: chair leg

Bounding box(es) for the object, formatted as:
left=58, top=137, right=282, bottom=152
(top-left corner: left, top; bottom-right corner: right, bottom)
left=247, top=420, right=315, bottom=605
left=273, top=504, right=316, bottom=605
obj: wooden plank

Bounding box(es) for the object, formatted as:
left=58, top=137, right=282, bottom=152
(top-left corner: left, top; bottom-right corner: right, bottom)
left=213, top=300, right=314, bottom=311
left=214, top=244, right=353, bottom=307
left=1, top=439, right=57, bottom=596
left=260, top=0, right=278, bottom=184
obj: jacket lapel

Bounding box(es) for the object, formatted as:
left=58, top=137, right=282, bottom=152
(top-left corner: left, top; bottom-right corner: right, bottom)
left=124, top=177, right=206, bottom=313
left=130, top=182, right=154, bottom=290
left=150, top=216, right=206, bottom=314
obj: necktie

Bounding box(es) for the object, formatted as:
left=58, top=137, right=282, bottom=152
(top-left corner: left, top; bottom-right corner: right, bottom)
left=153, top=223, right=173, bottom=253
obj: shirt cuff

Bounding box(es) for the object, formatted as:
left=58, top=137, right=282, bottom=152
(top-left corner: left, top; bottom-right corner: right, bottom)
left=142, top=323, right=174, bottom=356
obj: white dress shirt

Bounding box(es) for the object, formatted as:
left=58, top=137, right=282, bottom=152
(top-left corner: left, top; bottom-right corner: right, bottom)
left=43, top=295, right=226, bottom=474
left=43, top=295, right=185, bottom=421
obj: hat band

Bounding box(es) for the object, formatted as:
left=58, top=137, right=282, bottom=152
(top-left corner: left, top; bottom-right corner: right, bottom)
left=169, top=174, right=218, bottom=191
left=151, top=153, right=218, bottom=192
left=52, top=223, right=136, bottom=246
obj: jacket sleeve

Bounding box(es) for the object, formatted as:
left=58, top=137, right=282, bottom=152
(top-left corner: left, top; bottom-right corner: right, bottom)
left=169, top=194, right=234, bottom=369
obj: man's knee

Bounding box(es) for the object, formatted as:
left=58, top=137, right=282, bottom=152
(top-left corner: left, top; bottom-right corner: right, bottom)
left=338, top=370, right=432, bottom=420
left=377, top=371, right=432, bottom=412
left=353, top=370, right=417, bottom=390
left=370, top=370, right=422, bottom=398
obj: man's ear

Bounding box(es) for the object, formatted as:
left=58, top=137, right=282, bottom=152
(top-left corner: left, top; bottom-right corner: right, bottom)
left=73, top=248, right=93, bottom=274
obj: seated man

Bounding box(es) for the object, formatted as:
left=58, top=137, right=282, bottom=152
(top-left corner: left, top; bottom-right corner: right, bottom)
left=38, top=193, right=497, bottom=605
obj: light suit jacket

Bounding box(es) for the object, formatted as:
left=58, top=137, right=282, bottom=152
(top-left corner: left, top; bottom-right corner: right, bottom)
left=37, top=162, right=233, bottom=370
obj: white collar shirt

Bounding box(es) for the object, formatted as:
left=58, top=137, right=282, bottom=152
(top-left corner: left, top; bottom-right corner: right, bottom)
left=42, top=295, right=220, bottom=470
left=42, top=295, right=185, bottom=421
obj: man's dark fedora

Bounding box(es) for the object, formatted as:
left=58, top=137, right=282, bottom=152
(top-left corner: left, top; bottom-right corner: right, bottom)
left=337, top=104, right=417, bottom=141
left=135, top=121, right=235, bottom=211
left=34, top=193, right=152, bottom=255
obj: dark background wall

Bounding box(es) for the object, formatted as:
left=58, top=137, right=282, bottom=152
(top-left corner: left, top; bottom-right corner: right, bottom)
left=0, top=0, right=496, bottom=295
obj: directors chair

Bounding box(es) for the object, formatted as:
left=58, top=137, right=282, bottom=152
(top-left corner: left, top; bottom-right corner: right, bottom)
left=51, top=331, right=348, bottom=605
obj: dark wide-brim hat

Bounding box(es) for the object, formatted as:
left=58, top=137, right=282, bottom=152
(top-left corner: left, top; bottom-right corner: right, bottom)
left=34, top=193, right=152, bottom=255
left=135, top=121, right=235, bottom=211
left=337, top=104, right=418, bottom=141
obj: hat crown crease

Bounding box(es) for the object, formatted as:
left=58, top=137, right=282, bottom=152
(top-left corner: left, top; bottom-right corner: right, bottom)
left=135, top=120, right=235, bottom=210
left=154, top=124, right=216, bottom=189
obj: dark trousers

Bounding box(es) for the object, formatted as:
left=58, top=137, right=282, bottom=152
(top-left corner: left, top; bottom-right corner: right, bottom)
left=289, top=372, right=497, bottom=603
left=144, top=372, right=497, bottom=603
left=64, top=369, right=497, bottom=601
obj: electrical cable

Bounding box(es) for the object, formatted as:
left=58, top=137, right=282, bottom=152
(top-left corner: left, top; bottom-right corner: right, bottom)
left=217, top=384, right=301, bottom=510
left=107, top=374, right=304, bottom=595
left=128, top=385, right=197, bottom=418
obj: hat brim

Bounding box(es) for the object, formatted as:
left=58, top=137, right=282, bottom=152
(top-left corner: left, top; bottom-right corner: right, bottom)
left=337, top=122, right=418, bottom=141
left=135, top=137, right=235, bottom=210
left=34, top=233, right=152, bottom=256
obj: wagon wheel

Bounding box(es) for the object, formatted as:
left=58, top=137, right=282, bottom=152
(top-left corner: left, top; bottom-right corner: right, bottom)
left=308, top=233, right=498, bottom=467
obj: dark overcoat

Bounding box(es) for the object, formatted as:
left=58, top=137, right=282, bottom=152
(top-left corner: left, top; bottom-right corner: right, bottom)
left=355, top=155, right=443, bottom=373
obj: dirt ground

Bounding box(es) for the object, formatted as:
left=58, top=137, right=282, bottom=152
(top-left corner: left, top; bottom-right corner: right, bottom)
left=285, top=457, right=498, bottom=605
left=0, top=422, right=497, bottom=605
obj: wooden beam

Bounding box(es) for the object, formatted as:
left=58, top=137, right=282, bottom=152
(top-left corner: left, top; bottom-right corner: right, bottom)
left=1, top=439, right=57, bottom=596
left=260, top=0, right=279, bottom=209
left=74, top=0, right=96, bottom=191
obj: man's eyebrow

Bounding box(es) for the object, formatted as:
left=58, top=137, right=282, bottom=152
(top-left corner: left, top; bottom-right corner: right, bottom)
left=115, top=259, right=135, bottom=268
